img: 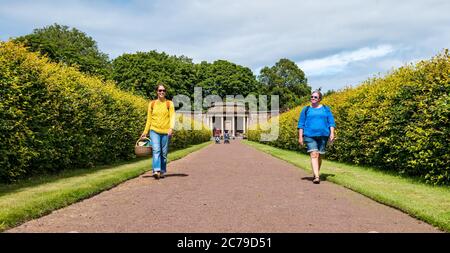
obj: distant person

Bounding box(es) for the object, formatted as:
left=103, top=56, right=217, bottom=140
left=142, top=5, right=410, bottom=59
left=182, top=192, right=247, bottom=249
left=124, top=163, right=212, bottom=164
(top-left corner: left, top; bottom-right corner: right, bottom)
left=297, top=90, right=336, bottom=184
left=141, top=83, right=175, bottom=179
left=214, top=128, right=221, bottom=144
left=224, top=130, right=230, bottom=144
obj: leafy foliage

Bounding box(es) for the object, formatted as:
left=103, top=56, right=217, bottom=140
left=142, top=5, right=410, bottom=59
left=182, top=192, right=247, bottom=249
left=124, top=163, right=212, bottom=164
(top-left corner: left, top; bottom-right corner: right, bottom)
left=0, top=41, right=210, bottom=183
left=111, top=51, right=196, bottom=99
left=13, top=24, right=111, bottom=78
left=197, top=60, right=260, bottom=98
left=249, top=50, right=450, bottom=185
left=12, top=24, right=310, bottom=113
left=111, top=52, right=260, bottom=103
left=258, top=58, right=311, bottom=111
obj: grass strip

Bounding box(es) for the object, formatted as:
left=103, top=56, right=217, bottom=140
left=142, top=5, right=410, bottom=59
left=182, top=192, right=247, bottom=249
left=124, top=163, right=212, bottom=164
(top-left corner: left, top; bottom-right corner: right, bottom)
left=243, top=140, right=450, bottom=232
left=0, top=141, right=212, bottom=232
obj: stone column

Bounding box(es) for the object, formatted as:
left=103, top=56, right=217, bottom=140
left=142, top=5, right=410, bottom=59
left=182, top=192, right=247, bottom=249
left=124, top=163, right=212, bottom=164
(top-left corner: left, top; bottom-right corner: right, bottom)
left=232, top=116, right=235, bottom=136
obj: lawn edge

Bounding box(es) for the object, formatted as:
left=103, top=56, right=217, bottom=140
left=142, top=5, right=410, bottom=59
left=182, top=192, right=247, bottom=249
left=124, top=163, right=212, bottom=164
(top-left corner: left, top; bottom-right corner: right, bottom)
left=0, top=141, right=212, bottom=232
left=242, top=140, right=448, bottom=233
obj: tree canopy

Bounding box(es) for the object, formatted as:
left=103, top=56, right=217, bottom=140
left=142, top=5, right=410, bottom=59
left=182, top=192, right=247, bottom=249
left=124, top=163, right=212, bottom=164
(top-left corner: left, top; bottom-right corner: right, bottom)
left=196, top=60, right=260, bottom=98
left=14, top=24, right=110, bottom=78
left=258, top=58, right=311, bottom=111
left=12, top=24, right=311, bottom=111
left=111, top=51, right=196, bottom=99
left=111, top=52, right=261, bottom=103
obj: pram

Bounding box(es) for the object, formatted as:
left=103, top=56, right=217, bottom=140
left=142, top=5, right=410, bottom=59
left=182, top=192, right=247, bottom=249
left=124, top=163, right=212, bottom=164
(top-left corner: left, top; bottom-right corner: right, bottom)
left=223, top=132, right=230, bottom=144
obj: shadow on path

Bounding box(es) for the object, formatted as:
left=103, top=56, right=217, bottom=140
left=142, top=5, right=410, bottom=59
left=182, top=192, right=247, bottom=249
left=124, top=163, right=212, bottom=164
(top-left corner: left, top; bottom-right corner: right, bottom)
left=301, top=173, right=335, bottom=182
left=141, top=173, right=189, bottom=178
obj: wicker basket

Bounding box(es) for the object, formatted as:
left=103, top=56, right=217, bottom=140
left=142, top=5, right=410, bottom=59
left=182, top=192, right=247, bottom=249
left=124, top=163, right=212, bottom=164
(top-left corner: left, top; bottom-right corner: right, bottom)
left=135, top=137, right=152, bottom=157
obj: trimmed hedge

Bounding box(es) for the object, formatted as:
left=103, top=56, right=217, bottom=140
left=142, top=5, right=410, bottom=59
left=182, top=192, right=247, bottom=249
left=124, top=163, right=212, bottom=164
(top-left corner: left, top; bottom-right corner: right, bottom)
left=249, top=50, right=450, bottom=185
left=0, top=41, right=210, bottom=183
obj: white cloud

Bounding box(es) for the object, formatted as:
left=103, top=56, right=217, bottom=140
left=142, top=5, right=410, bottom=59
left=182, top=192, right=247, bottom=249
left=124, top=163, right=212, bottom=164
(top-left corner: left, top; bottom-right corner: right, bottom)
left=297, top=45, right=395, bottom=76
left=1, top=0, right=449, bottom=91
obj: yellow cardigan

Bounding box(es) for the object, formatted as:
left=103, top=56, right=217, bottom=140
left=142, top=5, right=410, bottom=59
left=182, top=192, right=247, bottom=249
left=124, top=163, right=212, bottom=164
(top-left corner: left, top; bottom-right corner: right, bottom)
left=143, top=99, right=176, bottom=134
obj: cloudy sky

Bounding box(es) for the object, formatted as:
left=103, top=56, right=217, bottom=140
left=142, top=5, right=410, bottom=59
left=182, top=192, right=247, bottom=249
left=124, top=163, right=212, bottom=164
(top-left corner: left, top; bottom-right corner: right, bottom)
left=1, top=0, right=449, bottom=91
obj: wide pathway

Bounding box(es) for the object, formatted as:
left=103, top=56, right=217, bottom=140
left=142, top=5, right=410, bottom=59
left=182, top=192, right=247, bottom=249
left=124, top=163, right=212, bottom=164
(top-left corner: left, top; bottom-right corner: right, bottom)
left=8, top=140, right=440, bottom=232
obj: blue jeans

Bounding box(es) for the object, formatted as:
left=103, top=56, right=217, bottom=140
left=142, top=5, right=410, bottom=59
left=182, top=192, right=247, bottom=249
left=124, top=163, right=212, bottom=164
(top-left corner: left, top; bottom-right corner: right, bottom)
left=150, top=130, right=170, bottom=173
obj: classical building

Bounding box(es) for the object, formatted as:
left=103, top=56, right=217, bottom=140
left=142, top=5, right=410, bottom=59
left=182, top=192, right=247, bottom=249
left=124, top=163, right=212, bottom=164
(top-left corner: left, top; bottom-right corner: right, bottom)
left=177, top=101, right=279, bottom=137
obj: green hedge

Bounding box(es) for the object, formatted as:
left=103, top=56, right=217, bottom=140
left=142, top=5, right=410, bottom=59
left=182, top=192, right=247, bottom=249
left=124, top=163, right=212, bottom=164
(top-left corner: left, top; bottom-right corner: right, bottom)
left=249, top=50, right=450, bottom=185
left=0, top=41, right=210, bottom=183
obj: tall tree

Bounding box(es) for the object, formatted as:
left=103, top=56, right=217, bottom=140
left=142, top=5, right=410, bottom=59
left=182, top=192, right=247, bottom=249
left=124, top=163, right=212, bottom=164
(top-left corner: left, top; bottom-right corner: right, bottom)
left=111, top=51, right=197, bottom=99
left=197, top=60, right=260, bottom=98
left=258, top=58, right=310, bottom=111
left=14, top=23, right=110, bottom=78
left=112, top=52, right=262, bottom=105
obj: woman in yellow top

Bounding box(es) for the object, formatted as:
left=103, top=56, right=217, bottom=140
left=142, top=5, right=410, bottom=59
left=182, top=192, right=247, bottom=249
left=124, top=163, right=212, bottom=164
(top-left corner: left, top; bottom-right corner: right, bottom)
left=141, top=83, right=176, bottom=179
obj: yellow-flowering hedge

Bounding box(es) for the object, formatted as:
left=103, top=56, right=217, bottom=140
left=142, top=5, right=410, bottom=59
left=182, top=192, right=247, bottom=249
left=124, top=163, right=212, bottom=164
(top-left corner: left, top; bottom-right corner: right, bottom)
left=0, top=42, right=210, bottom=182
left=249, top=50, right=450, bottom=185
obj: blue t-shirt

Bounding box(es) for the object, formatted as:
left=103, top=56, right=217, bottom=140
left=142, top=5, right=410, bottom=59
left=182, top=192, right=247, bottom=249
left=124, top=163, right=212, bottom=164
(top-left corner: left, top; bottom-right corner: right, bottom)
left=297, top=105, right=336, bottom=137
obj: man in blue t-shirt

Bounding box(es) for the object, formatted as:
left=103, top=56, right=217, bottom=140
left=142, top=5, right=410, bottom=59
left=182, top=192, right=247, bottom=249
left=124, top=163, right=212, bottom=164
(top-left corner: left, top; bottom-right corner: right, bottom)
left=297, top=90, right=336, bottom=184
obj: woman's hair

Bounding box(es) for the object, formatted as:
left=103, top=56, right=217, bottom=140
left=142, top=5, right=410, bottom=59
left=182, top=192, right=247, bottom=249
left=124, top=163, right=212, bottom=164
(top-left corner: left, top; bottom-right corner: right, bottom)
left=155, top=82, right=166, bottom=92
left=311, top=89, right=323, bottom=99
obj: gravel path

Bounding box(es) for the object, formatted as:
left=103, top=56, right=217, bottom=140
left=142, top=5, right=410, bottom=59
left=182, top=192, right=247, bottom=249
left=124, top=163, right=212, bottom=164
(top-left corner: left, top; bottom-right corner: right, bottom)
left=7, top=140, right=440, bottom=233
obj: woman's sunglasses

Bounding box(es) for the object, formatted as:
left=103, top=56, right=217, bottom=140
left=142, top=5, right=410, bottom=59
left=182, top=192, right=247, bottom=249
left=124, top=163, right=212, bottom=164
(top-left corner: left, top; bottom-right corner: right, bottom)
left=311, top=96, right=319, bottom=99
left=158, top=89, right=166, bottom=93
